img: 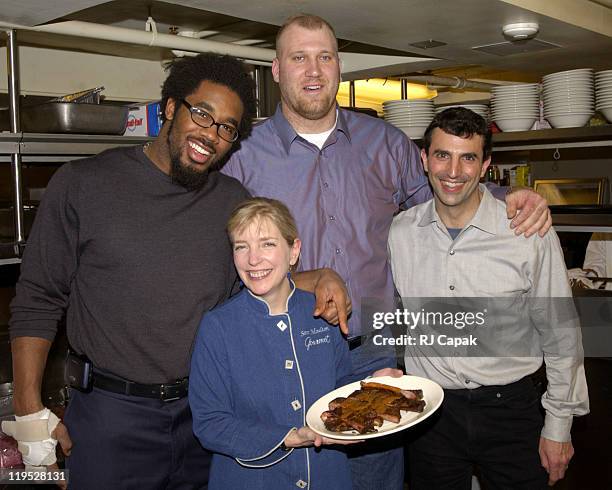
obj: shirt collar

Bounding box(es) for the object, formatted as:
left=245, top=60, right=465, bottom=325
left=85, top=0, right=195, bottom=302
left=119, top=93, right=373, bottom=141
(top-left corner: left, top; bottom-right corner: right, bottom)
left=418, top=184, right=498, bottom=235
left=271, top=104, right=351, bottom=154
left=245, top=274, right=297, bottom=316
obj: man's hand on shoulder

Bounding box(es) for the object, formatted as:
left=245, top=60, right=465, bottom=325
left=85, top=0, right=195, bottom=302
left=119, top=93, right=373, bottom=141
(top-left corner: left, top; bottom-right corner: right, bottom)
left=539, top=437, right=574, bottom=486
left=312, top=268, right=352, bottom=335
left=505, top=187, right=552, bottom=238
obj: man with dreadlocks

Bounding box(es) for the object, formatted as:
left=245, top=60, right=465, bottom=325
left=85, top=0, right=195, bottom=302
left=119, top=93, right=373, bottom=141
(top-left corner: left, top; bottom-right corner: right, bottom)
left=7, top=53, right=349, bottom=489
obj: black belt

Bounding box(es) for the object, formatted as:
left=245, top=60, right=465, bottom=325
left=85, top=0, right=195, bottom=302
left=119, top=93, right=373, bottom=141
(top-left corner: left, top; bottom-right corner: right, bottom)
left=92, top=372, right=189, bottom=402
left=444, top=376, right=535, bottom=400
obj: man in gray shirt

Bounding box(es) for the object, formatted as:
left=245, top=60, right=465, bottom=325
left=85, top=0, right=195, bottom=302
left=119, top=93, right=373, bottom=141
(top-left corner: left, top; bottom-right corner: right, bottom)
left=388, top=108, right=589, bottom=489
left=7, top=53, right=349, bottom=489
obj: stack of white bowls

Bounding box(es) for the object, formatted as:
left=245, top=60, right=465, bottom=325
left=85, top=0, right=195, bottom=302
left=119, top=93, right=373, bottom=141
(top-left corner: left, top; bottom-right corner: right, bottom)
left=542, top=68, right=594, bottom=128
left=434, top=104, right=490, bottom=121
left=382, top=99, right=435, bottom=139
left=595, top=69, right=612, bottom=123
left=490, top=83, right=540, bottom=132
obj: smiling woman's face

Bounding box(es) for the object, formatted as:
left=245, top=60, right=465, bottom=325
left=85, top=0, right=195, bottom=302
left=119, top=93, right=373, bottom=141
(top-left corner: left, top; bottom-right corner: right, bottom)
left=231, top=218, right=301, bottom=312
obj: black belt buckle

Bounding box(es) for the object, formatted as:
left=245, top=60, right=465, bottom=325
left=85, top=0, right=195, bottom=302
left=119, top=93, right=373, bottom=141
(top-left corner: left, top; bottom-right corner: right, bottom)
left=160, top=379, right=187, bottom=402
left=348, top=336, right=362, bottom=351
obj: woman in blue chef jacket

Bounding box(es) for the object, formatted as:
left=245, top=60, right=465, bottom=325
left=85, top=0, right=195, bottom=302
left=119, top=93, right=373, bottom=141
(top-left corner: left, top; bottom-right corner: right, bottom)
left=189, top=197, right=358, bottom=489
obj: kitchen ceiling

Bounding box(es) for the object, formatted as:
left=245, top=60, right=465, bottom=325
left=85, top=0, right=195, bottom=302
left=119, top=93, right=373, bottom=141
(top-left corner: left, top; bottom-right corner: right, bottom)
left=1, top=0, right=612, bottom=81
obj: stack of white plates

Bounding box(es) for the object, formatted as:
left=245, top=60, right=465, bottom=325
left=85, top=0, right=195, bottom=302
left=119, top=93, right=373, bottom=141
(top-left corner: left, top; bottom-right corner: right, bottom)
left=434, top=104, right=490, bottom=121
left=490, top=83, right=540, bottom=132
left=382, top=99, right=435, bottom=139
left=542, top=68, right=594, bottom=128
left=595, top=69, right=612, bottom=123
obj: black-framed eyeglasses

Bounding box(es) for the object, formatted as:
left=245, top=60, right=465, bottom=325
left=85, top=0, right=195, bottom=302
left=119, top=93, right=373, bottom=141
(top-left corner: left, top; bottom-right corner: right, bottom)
left=181, top=99, right=240, bottom=143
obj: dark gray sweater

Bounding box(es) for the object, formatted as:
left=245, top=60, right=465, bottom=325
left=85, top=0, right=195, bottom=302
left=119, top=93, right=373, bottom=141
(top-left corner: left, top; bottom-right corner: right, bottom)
left=10, top=145, right=249, bottom=383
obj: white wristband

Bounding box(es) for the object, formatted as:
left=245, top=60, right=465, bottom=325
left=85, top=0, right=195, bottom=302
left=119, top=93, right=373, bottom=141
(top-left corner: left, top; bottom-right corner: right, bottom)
left=1, top=408, right=60, bottom=466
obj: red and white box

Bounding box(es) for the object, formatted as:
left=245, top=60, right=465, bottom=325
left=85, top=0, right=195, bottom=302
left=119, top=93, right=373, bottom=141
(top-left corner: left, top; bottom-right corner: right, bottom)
left=123, top=101, right=162, bottom=137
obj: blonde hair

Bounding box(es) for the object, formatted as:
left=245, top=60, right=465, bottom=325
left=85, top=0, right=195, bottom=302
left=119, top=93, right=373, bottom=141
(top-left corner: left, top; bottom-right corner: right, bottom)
left=227, top=197, right=299, bottom=247
left=275, top=13, right=338, bottom=54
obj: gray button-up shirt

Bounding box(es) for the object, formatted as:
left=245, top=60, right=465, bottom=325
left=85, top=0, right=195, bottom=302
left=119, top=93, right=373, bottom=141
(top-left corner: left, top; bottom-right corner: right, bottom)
left=388, top=185, right=589, bottom=442
left=223, top=105, right=431, bottom=338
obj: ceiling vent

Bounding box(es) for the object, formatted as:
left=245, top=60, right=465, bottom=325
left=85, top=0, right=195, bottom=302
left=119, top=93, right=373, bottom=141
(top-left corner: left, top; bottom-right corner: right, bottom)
left=410, top=40, right=447, bottom=49
left=471, top=39, right=561, bottom=56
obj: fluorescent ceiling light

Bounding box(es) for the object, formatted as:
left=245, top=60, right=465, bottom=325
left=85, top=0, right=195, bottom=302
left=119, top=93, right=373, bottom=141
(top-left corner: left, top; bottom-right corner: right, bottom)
left=337, top=79, right=437, bottom=114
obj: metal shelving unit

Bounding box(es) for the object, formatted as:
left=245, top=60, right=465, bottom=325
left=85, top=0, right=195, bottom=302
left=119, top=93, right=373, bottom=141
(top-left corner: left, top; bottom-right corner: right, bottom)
left=17, top=133, right=152, bottom=155
left=491, top=125, right=612, bottom=152
left=550, top=206, right=612, bottom=233
left=0, top=133, right=153, bottom=264
left=3, top=28, right=612, bottom=260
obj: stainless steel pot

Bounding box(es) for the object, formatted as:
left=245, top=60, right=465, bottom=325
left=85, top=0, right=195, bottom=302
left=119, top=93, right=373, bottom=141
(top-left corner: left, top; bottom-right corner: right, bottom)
left=22, top=102, right=129, bottom=134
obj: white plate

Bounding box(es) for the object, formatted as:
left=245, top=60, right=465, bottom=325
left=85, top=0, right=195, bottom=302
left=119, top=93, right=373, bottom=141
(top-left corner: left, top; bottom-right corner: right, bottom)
left=544, top=98, right=594, bottom=105
left=383, top=99, right=434, bottom=104
left=491, top=97, right=540, bottom=103
left=542, top=68, right=593, bottom=79
left=494, top=117, right=537, bottom=131
left=401, top=127, right=429, bottom=139
left=382, top=102, right=434, bottom=108
left=491, top=90, right=539, bottom=95
left=490, top=89, right=539, bottom=95
left=546, top=113, right=592, bottom=128
left=384, top=106, right=434, bottom=111
left=599, top=107, right=612, bottom=122
left=385, top=115, right=434, bottom=121
left=384, top=112, right=435, bottom=117
left=491, top=84, right=539, bottom=91
left=435, top=111, right=489, bottom=117
left=543, top=95, right=595, bottom=101
left=491, top=100, right=539, bottom=105
left=542, top=76, right=593, bottom=83
left=491, top=108, right=539, bottom=113
left=491, top=105, right=539, bottom=110
left=542, top=87, right=593, bottom=95
left=542, top=82, right=593, bottom=90
left=544, top=109, right=594, bottom=115
left=306, top=375, right=444, bottom=440
left=387, top=121, right=434, bottom=127
left=544, top=103, right=594, bottom=110
left=543, top=80, right=594, bottom=87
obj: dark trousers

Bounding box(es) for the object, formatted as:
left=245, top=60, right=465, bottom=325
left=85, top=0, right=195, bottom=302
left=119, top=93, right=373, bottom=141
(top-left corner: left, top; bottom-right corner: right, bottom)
left=65, top=387, right=211, bottom=490
left=407, top=377, right=548, bottom=490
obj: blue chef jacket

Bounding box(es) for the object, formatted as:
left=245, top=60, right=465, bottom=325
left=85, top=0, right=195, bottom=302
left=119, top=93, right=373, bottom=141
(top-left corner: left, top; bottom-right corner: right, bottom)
left=189, top=282, right=354, bottom=489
